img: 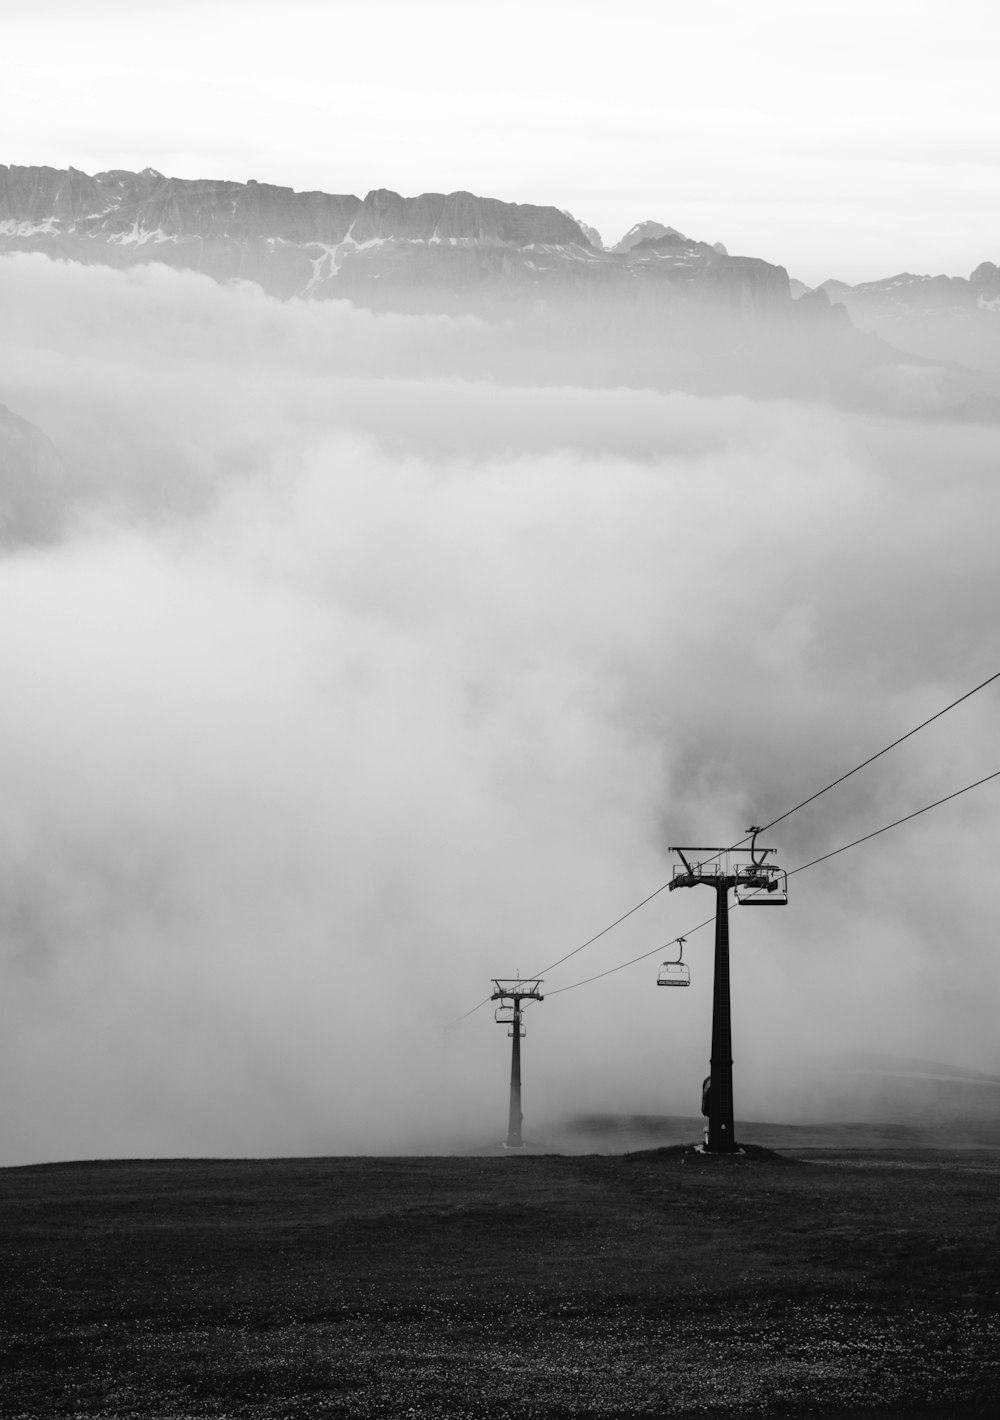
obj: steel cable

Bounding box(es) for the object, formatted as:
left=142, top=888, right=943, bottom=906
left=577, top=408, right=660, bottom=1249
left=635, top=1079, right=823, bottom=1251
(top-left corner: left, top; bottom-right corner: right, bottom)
left=548, top=765, right=1000, bottom=996
left=447, top=667, right=1000, bottom=1020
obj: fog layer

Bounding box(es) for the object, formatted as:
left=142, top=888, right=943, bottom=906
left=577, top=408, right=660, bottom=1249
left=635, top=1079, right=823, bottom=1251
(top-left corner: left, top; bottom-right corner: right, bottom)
left=1, top=256, right=998, bottom=1164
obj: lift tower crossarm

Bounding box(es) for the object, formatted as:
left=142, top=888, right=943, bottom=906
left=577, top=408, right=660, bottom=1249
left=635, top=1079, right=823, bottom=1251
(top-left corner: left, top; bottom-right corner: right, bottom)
left=490, top=979, right=544, bottom=1003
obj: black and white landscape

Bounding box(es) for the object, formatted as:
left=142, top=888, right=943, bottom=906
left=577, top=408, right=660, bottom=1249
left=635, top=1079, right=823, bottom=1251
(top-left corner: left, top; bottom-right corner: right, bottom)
left=2, top=159, right=1000, bottom=1167
left=2, top=4, right=1000, bottom=1415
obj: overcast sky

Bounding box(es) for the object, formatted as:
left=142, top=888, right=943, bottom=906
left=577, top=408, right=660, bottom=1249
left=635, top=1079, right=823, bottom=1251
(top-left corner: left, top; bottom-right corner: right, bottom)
left=2, top=0, right=997, bottom=285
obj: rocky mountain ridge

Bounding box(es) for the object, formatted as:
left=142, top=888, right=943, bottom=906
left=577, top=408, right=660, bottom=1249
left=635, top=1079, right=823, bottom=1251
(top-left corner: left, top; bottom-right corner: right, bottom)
left=821, top=262, right=1000, bottom=314
left=0, top=163, right=791, bottom=314
left=818, top=262, right=1000, bottom=373
left=4, top=163, right=999, bottom=422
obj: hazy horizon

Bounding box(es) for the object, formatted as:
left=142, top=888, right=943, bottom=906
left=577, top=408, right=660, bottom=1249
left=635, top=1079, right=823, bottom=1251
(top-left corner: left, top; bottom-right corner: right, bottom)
left=2, top=0, right=999, bottom=287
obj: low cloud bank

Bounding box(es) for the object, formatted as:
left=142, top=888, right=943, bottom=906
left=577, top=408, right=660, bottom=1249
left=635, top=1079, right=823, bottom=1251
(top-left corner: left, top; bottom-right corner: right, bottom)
left=1, top=256, right=998, bottom=1164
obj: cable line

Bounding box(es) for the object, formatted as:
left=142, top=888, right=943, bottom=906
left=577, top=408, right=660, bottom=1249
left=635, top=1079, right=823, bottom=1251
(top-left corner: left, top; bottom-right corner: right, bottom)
left=450, top=995, right=494, bottom=1023
left=787, top=768, right=1000, bottom=877
left=445, top=884, right=678, bottom=1026
left=757, top=668, right=1000, bottom=835
left=545, top=913, right=716, bottom=996
left=697, top=668, right=1000, bottom=870
left=448, top=667, right=1000, bottom=1020
left=446, top=881, right=678, bottom=1025
left=541, top=665, right=1000, bottom=982
left=527, top=880, right=673, bottom=979
left=548, top=765, right=1000, bottom=997
left=546, top=945, right=668, bottom=996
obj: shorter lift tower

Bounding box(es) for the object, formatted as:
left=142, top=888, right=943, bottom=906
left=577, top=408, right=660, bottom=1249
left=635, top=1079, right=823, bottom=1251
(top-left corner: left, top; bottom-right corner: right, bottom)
left=491, top=978, right=544, bottom=1150
left=668, top=832, right=787, bottom=1152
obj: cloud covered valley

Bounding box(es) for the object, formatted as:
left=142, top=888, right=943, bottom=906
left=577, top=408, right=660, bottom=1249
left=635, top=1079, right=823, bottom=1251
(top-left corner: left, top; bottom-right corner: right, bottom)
left=1, top=254, right=999, bottom=1165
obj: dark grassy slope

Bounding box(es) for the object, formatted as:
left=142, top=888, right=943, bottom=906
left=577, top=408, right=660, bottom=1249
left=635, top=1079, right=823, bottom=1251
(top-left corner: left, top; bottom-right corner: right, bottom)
left=1, top=1150, right=998, bottom=1419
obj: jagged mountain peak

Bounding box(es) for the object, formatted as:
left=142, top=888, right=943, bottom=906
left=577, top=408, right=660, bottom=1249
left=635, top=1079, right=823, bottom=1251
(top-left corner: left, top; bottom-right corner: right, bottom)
left=611, top=220, right=685, bottom=254
left=814, top=261, right=1000, bottom=374
left=613, top=221, right=731, bottom=260
left=561, top=210, right=603, bottom=250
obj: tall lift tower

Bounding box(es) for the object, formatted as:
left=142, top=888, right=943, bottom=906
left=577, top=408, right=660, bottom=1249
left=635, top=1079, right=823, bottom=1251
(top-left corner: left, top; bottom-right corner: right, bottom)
left=491, top=977, right=544, bottom=1150
left=668, top=832, right=787, bottom=1152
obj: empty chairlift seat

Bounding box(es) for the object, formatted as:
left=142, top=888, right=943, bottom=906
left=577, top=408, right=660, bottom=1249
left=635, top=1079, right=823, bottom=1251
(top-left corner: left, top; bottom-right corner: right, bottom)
left=657, top=937, right=690, bottom=986
left=657, top=960, right=691, bottom=987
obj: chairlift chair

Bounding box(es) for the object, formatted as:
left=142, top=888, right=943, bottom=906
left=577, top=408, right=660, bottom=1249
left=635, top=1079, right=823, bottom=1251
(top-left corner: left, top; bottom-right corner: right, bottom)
left=734, top=828, right=789, bottom=905
left=735, top=866, right=788, bottom=905
left=657, top=937, right=691, bottom=987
